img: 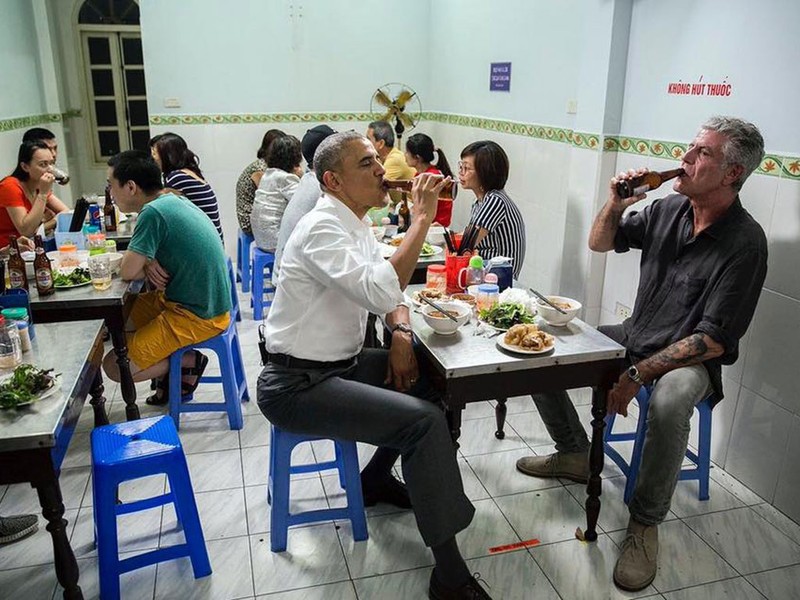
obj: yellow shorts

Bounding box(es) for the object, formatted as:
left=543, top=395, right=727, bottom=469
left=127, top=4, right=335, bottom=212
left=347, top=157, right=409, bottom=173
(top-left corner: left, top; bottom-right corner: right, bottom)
left=127, top=291, right=230, bottom=370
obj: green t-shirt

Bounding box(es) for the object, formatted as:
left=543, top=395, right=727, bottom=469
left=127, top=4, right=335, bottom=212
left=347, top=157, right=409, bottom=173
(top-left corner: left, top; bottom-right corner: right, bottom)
left=128, top=193, right=231, bottom=319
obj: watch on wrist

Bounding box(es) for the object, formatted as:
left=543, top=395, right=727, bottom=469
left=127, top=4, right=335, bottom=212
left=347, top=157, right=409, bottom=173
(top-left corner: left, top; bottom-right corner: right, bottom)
left=391, top=323, right=412, bottom=335
left=626, top=364, right=645, bottom=385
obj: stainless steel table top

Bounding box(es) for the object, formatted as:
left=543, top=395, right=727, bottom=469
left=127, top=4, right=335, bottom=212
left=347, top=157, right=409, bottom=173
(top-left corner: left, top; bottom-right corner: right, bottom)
left=27, top=276, right=141, bottom=309
left=0, top=320, right=104, bottom=451
left=407, top=287, right=625, bottom=379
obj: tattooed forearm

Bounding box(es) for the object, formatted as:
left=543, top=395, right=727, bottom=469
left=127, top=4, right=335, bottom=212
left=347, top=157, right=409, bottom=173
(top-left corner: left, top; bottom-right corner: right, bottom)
left=637, top=333, right=724, bottom=382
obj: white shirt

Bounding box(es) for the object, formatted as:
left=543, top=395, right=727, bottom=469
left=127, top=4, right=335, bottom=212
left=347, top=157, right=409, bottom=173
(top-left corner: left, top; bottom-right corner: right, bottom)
left=264, top=193, right=404, bottom=361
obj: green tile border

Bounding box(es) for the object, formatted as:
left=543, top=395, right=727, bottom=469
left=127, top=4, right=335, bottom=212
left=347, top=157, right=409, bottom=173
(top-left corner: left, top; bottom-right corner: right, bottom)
left=0, top=110, right=83, bottom=134
left=149, top=112, right=376, bottom=126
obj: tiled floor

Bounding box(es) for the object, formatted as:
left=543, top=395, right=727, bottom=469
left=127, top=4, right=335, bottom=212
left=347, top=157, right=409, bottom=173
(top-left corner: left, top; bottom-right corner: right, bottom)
left=2, top=305, right=799, bottom=599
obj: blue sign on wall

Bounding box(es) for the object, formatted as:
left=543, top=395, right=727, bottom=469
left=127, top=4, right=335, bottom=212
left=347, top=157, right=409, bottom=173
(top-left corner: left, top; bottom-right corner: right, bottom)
left=490, top=62, right=511, bottom=92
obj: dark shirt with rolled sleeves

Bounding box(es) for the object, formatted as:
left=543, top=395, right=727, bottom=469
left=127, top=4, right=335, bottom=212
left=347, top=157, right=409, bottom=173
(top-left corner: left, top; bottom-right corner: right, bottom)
left=612, top=193, right=767, bottom=404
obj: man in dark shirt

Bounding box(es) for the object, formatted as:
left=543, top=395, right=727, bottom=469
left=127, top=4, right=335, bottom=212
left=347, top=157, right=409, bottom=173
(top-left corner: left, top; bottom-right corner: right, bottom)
left=515, top=116, right=767, bottom=591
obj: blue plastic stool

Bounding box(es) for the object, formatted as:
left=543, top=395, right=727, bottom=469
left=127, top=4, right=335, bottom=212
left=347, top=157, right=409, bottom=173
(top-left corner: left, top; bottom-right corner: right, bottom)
left=250, top=247, right=276, bottom=320
left=267, top=425, right=368, bottom=552
left=225, top=257, right=241, bottom=322
left=604, top=384, right=714, bottom=504
left=237, top=230, right=254, bottom=292
left=168, top=318, right=248, bottom=431
left=91, top=416, right=211, bottom=600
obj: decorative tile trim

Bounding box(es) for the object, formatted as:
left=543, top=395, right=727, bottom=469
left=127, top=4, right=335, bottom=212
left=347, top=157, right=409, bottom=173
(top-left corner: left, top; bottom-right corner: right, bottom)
left=150, top=112, right=375, bottom=126
left=0, top=113, right=62, bottom=133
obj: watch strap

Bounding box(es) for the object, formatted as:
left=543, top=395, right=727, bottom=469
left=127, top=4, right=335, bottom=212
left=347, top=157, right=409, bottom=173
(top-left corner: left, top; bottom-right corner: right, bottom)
left=391, top=323, right=412, bottom=335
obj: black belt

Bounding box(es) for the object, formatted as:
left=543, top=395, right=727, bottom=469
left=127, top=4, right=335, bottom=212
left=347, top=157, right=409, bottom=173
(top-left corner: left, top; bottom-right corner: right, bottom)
left=266, top=353, right=355, bottom=370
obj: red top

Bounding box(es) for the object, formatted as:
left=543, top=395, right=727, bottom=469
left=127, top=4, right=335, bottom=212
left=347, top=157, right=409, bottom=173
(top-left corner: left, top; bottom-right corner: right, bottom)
left=417, top=166, right=452, bottom=227
left=0, top=177, right=32, bottom=248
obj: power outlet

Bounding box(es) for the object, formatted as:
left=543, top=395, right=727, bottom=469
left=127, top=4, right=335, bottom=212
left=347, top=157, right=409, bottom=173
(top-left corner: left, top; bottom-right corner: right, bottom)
left=615, top=302, right=632, bottom=319
left=163, top=97, right=181, bottom=108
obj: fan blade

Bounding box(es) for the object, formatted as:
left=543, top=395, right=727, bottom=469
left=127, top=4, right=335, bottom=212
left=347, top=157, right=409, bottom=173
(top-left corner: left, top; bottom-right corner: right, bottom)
left=398, top=111, right=415, bottom=129
left=379, top=109, right=394, bottom=123
left=373, top=89, right=392, bottom=108
left=395, top=89, right=415, bottom=108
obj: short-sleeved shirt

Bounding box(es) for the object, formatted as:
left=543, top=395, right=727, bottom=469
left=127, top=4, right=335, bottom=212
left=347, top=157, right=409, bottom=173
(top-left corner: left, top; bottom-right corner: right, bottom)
left=164, top=170, right=224, bottom=241
left=236, top=159, right=266, bottom=235
left=382, top=147, right=416, bottom=180
left=469, top=189, right=526, bottom=278
left=128, top=193, right=231, bottom=320
left=614, top=194, right=768, bottom=402
left=0, top=177, right=32, bottom=247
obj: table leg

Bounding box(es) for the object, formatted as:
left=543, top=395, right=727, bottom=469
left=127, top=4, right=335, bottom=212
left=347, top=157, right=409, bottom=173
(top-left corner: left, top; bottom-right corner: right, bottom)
left=446, top=405, right=463, bottom=449
left=107, top=313, right=139, bottom=421
left=583, top=385, right=609, bottom=542
left=36, top=478, right=83, bottom=600
left=494, top=397, right=508, bottom=439
left=89, top=369, right=109, bottom=427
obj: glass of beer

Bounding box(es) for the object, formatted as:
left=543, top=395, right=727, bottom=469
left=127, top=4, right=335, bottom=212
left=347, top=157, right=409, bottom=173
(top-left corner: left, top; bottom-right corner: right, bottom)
left=88, top=254, right=112, bottom=290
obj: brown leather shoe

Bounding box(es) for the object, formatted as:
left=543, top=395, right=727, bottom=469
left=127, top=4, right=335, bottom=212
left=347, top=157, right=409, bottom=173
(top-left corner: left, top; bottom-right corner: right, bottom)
left=429, top=568, right=492, bottom=599
left=515, top=451, right=589, bottom=483
left=613, top=519, right=658, bottom=591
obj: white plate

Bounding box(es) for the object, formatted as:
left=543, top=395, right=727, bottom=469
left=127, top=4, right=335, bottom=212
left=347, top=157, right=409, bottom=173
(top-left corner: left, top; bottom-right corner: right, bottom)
left=0, top=375, right=61, bottom=409
left=379, top=243, right=397, bottom=258
left=54, top=280, right=92, bottom=290
left=477, top=319, right=509, bottom=332
left=496, top=338, right=555, bottom=355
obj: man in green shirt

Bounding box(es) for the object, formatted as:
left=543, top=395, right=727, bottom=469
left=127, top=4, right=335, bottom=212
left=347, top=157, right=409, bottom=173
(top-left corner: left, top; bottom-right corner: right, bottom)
left=102, top=150, right=231, bottom=404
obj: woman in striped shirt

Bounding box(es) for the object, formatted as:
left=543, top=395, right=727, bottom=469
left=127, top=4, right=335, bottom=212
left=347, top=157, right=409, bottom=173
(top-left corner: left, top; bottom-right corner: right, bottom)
left=150, top=133, right=224, bottom=242
left=459, top=141, right=526, bottom=278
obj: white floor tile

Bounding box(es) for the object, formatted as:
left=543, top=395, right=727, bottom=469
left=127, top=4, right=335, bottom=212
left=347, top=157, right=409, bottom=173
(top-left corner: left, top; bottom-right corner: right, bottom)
left=0, top=563, right=57, bottom=599
left=239, top=414, right=271, bottom=448
left=747, top=563, right=800, bottom=599
left=0, top=508, right=79, bottom=570
left=256, top=581, right=357, bottom=599
left=57, top=551, right=158, bottom=600
left=457, top=416, right=528, bottom=457
left=161, top=487, right=248, bottom=544
left=70, top=505, right=162, bottom=559
left=176, top=419, right=242, bottom=455
left=751, top=502, right=800, bottom=547
left=662, top=577, right=765, bottom=600
left=466, top=448, right=562, bottom=497
left=669, top=478, right=745, bottom=518
left=185, top=449, right=244, bottom=493
left=495, top=486, right=587, bottom=545
left=245, top=477, right=328, bottom=535
left=456, top=499, right=521, bottom=560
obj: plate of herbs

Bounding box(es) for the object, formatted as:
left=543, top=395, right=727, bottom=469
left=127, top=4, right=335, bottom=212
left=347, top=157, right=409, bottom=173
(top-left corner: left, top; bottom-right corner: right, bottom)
left=0, top=365, right=61, bottom=409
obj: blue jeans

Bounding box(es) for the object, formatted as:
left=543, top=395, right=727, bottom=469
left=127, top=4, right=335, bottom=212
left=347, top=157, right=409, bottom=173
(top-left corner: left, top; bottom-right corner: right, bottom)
left=531, top=325, right=712, bottom=525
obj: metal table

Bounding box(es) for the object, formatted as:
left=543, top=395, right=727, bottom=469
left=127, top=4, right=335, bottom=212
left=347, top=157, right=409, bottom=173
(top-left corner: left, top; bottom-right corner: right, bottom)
left=0, top=320, right=107, bottom=600
left=408, top=290, right=626, bottom=541
left=28, top=277, right=144, bottom=421
left=104, top=218, right=135, bottom=251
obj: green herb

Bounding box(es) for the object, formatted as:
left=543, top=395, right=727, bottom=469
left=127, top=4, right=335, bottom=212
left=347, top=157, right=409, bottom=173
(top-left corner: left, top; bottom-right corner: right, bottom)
left=479, top=302, right=535, bottom=329
left=0, top=365, right=57, bottom=409
left=54, top=267, right=91, bottom=287
left=420, top=242, right=435, bottom=256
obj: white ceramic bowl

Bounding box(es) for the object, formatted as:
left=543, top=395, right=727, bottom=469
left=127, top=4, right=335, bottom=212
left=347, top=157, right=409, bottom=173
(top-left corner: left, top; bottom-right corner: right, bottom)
left=421, top=301, right=471, bottom=335
left=426, top=226, right=446, bottom=245
left=371, top=226, right=386, bottom=241
left=535, top=295, right=582, bottom=326
left=105, top=252, right=123, bottom=273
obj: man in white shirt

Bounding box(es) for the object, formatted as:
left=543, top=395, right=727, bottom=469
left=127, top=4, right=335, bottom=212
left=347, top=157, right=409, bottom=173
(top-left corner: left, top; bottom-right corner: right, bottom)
left=258, top=131, right=491, bottom=600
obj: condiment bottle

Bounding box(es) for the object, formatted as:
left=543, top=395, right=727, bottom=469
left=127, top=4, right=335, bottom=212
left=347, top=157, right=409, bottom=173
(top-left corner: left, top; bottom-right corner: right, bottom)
left=0, top=315, right=23, bottom=368
left=616, top=168, right=685, bottom=199
left=7, top=236, right=28, bottom=291
left=476, top=283, right=500, bottom=313
left=87, top=231, right=107, bottom=256
left=103, top=186, right=117, bottom=232
left=425, top=264, right=447, bottom=292
left=34, top=234, right=55, bottom=296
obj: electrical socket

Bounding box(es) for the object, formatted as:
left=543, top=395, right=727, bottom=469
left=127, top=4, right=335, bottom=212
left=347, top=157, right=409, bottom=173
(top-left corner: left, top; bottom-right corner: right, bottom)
left=615, top=302, right=632, bottom=319
left=163, top=97, right=181, bottom=108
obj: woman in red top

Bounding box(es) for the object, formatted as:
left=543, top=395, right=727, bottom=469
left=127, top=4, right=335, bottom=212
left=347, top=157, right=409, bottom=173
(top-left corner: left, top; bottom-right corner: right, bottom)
left=404, top=133, right=455, bottom=227
left=0, top=141, right=69, bottom=247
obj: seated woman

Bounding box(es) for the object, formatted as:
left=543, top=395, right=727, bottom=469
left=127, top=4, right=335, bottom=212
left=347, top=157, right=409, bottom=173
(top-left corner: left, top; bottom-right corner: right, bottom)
left=0, top=141, right=69, bottom=247
left=236, top=129, right=286, bottom=236
left=250, top=136, right=303, bottom=252
left=150, top=133, right=224, bottom=242
left=459, top=141, right=526, bottom=278
left=404, top=133, right=455, bottom=227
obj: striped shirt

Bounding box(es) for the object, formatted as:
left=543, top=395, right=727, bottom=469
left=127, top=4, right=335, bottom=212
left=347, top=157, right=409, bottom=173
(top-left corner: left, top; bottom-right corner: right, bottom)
left=469, top=189, right=526, bottom=278
left=165, top=170, right=224, bottom=241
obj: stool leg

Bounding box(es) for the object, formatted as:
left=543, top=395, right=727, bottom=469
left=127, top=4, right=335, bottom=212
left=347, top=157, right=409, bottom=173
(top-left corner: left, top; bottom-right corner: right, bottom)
left=168, top=351, right=185, bottom=430
left=334, top=443, right=346, bottom=489
left=623, top=402, right=650, bottom=505
left=95, top=472, right=122, bottom=600
left=220, top=341, right=244, bottom=430
left=241, top=238, right=251, bottom=293
left=168, top=462, right=212, bottom=578
left=697, top=403, right=712, bottom=501
left=236, top=236, right=243, bottom=283
left=252, top=257, right=264, bottom=321
left=269, top=437, right=292, bottom=552
left=338, top=442, right=368, bottom=542
left=231, top=326, right=249, bottom=402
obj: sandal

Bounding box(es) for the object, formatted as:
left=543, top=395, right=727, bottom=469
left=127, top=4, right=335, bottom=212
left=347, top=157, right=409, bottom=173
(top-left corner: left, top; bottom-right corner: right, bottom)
left=145, top=374, right=169, bottom=406
left=180, top=351, right=209, bottom=399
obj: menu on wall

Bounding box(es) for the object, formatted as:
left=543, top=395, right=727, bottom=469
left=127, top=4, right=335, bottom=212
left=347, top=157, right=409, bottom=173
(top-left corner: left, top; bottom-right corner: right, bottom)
left=490, top=62, right=512, bottom=92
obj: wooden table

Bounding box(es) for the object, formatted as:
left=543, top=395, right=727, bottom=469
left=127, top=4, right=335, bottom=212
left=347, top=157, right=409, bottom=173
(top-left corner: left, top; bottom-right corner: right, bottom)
left=408, top=289, right=626, bottom=541
left=0, top=320, right=107, bottom=600
left=28, top=277, right=144, bottom=421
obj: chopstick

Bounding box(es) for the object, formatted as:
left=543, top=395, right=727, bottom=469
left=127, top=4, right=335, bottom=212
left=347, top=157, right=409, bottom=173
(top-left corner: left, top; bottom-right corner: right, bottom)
left=418, top=294, right=460, bottom=322
left=443, top=229, right=456, bottom=254
left=528, top=288, right=568, bottom=314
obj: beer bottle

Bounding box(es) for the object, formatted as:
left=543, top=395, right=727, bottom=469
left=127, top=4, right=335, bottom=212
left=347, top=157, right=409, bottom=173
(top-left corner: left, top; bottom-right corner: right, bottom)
left=616, top=168, right=685, bottom=199
left=384, top=178, right=457, bottom=200
left=33, top=235, right=55, bottom=296
left=397, top=195, right=410, bottom=233
left=51, top=166, right=70, bottom=185
left=7, top=236, right=28, bottom=291
left=103, top=186, right=117, bottom=232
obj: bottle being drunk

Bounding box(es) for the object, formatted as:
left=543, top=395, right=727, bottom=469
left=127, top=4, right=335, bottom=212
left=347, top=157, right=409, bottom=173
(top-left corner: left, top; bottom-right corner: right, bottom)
left=33, top=235, right=55, bottom=296
left=616, top=168, right=685, bottom=199
left=383, top=178, right=457, bottom=200
left=7, top=236, right=28, bottom=291
left=51, top=166, right=70, bottom=185
left=103, top=186, right=117, bottom=232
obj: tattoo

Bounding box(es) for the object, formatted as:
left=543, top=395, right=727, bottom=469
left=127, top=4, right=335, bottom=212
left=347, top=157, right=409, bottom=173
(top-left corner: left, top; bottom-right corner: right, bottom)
left=639, top=333, right=717, bottom=380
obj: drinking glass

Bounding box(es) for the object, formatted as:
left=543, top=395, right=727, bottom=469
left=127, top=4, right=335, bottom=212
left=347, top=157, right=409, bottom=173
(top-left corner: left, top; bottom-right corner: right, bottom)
left=89, top=254, right=112, bottom=290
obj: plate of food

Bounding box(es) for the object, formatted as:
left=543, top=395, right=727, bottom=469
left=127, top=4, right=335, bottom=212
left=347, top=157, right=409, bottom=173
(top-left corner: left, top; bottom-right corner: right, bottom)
left=496, top=324, right=555, bottom=355
left=477, top=302, right=536, bottom=331
left=0, top=365, right=61, bottom=409
left=387, top=235, right=442, bottom=258
left=410, top=288, right=449, bottom=306
left=54, top=267, right=92, bottom=289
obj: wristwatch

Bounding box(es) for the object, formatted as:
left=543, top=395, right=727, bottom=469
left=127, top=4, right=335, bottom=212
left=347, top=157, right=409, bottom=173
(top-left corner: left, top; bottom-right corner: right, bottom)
left=391, top=323, right=413, bottom=335
left=626, top=364, right=645, bottom=385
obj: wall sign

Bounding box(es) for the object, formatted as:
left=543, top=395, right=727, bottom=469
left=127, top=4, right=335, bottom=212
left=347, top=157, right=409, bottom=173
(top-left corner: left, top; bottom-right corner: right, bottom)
left=490, top=62, right=512, bottom=92
left=666, top=76, right=732, bottom=97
